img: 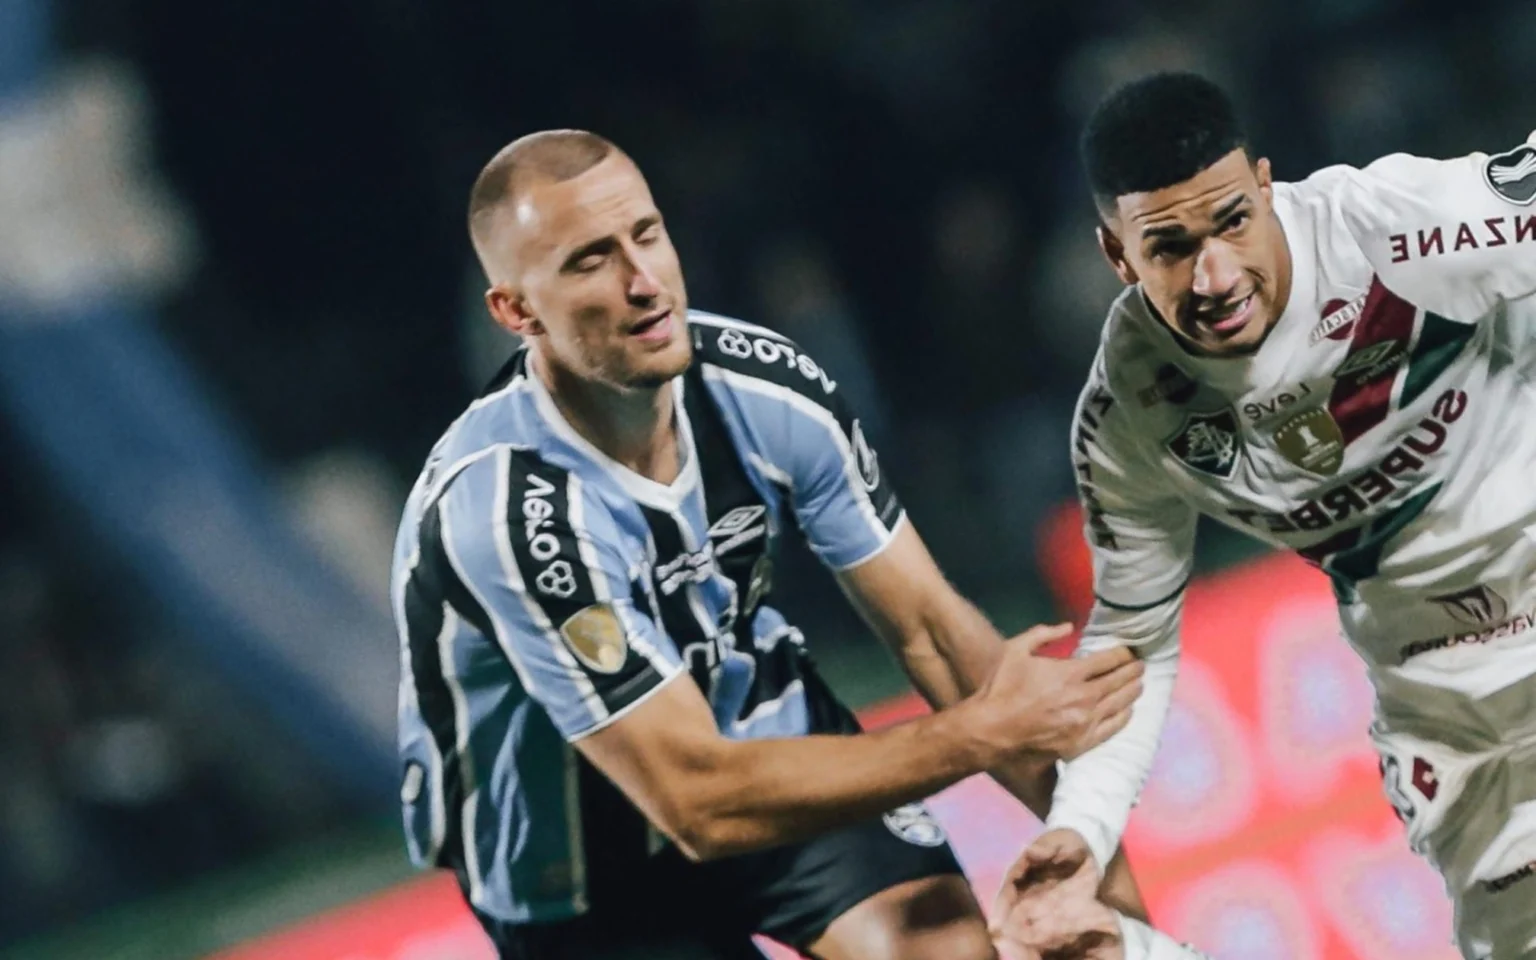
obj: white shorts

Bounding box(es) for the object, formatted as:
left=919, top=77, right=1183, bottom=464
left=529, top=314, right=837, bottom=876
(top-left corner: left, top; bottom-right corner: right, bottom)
left=1373, top=726, right=1536, bottom=958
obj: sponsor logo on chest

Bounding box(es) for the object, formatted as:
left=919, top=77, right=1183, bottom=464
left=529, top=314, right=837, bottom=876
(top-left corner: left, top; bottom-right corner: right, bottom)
left=655, top=543, right=718, bottom=596
left=1227, top=388, right=1467, bottom=537
left=1243, top=381, right=1316, bottom=424
left=1311, top=294, right=1368, bottom=344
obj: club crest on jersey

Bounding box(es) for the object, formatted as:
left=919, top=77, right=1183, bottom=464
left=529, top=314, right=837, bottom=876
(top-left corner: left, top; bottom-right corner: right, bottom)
left=1137, top=363, right=1197, bottom=407
left=1165, top=408, right=1243, bottom=479
left=1311, top=294, right=1367, bottom=344
left=851, top=419, right=880, bottom=491
left=1484, top=143, right=1536, bottom=206
left=882, top=802, right=947, bottom=847
left=1272, top=408, right=1345, bottom=476
left=1334, top=338, right=1407, bottom=385
left=559, top=604, right=629, bottom=674
left=1428, top=585, right=1509, bottom=627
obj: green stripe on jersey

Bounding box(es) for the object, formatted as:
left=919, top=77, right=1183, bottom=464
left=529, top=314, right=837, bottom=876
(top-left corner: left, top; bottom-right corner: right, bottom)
left=1324, top=482, right=1441, bottom=602
left=1400, top=313, right=1474, bottom=409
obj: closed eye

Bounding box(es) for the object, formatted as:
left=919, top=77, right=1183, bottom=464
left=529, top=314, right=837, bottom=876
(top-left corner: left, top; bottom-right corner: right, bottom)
left=562, top=237, right=616, bottom=274
left=634, top=215, right=664, bottom=245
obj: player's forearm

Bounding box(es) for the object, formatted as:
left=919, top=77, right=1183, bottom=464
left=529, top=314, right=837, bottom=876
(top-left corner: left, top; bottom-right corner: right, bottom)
left=1047, top=637, right=1178, bottom=872
left=1005, top=753, right=1148, bottom=920
left=890, top=595, right=1067, bottom=812
left=906, top=629, right=1151, bottom=920
left=899, top=590, right=1004, bottom=699
left=673, top=700, right=995, bottom=860
left=1046, top=597, right=1184, bottom=872
left=893, top=596, right=1080, bottom=821
left=900, top=586, right=1154, bottom=919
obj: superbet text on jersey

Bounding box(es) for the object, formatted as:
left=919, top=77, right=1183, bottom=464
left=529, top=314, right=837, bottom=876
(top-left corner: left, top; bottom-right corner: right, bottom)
left=1053, top=133, right=1536, bottom=958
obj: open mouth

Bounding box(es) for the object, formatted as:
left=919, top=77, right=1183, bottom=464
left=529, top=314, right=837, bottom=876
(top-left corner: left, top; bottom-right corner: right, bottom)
left=1195, top=293, right=1256, bottom=335
left=629, top=308, right=674, bottom=342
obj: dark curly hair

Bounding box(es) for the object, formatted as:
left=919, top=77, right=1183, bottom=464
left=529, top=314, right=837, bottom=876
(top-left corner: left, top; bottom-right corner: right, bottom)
left=1081, top=72, right=1250, bottom=213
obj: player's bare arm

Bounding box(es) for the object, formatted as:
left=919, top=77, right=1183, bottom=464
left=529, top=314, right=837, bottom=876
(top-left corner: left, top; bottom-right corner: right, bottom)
left=575, top=620, right=1142, bottom=862
left=835, top=519, right=1149, bottom=918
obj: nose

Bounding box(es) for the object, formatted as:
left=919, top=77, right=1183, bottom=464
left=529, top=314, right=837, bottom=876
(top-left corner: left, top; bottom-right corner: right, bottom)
left=1192, top=240, right=1242, bottom=300
left=626, top=250, right=662, bottom=304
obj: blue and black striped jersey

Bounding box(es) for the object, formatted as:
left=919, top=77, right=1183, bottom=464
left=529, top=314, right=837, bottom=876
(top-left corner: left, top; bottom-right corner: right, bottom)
left=391, top=312, right=904, bottom=925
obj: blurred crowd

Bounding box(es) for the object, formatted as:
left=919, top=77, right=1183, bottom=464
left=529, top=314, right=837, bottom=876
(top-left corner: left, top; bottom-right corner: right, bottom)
left=3, top=0, right=1534, bottom=946
left=0, top=426, right=358, bottom=945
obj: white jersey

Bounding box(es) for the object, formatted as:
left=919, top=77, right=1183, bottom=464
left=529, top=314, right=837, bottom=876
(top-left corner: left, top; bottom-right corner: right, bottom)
left=1046, top=134, right=1536, bottom=873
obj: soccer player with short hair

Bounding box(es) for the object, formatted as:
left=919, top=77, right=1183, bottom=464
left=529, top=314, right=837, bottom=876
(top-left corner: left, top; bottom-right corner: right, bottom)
left=392, top=130, right=1150, bottom=960
left=992, top=73, right=1536, bottom=959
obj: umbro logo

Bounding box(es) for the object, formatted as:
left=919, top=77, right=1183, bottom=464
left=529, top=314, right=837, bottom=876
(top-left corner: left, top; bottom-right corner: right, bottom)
left=707, top=505, right=767, bottom=556
left=1334, top=338, right=1406, bottom=383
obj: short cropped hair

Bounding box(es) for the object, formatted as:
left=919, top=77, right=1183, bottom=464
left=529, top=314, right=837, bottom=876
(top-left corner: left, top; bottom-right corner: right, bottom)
left=468, top=129, right=617, bottom=278
left=1081, top=72, right=1249, bottom=211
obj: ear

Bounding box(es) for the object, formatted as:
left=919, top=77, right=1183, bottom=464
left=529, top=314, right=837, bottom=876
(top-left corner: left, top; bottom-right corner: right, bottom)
left=485, top=285, right=544, bottom=338
left=1097, top=224, right=1138, bottom=286
left=1254, top=156, right=1274, bottom=205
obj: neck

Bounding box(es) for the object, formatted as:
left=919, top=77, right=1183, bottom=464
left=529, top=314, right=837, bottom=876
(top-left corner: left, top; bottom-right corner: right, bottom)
left=533, top=350, right=681, bottom=484
left=1271, top=216, right=1295, bottom=320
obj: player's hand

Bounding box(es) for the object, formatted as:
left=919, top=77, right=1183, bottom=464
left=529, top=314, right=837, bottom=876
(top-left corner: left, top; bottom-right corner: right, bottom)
left=993, top=901, right=1123, bottom=960
left=992, top=829, right=1117, bottom=958
left=971, top=625, right=1143, bottom=763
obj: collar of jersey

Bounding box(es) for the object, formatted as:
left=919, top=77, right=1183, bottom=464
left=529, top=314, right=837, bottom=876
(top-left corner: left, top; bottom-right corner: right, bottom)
left=527, top=369, right=701, bottom=513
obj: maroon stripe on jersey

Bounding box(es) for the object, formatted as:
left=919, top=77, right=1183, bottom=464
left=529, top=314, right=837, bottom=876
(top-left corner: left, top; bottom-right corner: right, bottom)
left=1326, top=278, right=1418, bottom=444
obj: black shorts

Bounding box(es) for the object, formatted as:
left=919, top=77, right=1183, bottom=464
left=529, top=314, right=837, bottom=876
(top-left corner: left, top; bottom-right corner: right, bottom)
left=472, top=804, right=965, bottom=960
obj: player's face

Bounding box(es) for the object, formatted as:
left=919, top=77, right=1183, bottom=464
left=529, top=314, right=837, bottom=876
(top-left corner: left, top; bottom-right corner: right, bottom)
left=492, top=154, right=691, bottom=389
left=1100, top=149, right=1292, bottom=357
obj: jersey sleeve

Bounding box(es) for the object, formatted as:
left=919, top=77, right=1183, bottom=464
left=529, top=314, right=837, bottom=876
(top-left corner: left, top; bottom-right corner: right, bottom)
left=696, top=319, right=903, bottom=571
left=1042, top=361, right=1196, bottom=870
left=1322, top=131, right=1536, bottom=322
left=434, top=448, right=685, bottom=741
left=1071, top=360, right=1197, bottom=609
left=1046, top=597, right=1183, bottom=872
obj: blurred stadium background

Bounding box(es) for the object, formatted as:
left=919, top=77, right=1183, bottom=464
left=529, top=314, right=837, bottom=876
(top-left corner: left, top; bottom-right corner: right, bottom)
left=1, top=0, right=1531, bottom=957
